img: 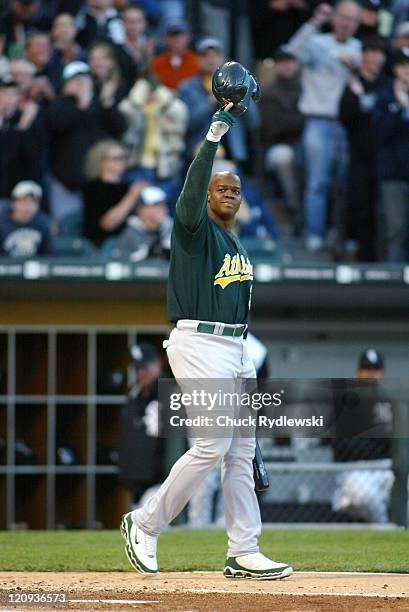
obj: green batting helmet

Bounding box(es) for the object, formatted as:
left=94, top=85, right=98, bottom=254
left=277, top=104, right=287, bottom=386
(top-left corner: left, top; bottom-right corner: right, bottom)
left=212, top=61, right=260, bottom=117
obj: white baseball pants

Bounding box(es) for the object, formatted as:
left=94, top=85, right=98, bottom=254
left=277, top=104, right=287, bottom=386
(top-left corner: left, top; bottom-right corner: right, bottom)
left=132, top=319, right=261, bottom=557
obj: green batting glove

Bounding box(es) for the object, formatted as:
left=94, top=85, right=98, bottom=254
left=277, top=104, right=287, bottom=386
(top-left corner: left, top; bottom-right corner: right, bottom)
left=206, top=104, right=235, bottom=142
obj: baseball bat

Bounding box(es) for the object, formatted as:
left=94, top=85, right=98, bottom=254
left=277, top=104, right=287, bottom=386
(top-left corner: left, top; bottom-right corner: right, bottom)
left=253, top=439, right=269, bottom=491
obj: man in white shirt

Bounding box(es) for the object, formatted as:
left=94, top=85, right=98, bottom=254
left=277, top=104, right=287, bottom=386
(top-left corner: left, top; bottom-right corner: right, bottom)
left=287, top=1, right=362, bottom=252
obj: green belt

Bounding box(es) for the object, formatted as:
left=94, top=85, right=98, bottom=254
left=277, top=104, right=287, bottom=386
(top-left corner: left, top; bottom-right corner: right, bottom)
left=197, top=322, right=247, bottom=337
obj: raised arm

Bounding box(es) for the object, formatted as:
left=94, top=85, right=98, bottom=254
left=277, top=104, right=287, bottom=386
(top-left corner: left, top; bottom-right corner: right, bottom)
left=287, top=3, right=333, bottom=65
left=175, top=107, right=235, bottom=231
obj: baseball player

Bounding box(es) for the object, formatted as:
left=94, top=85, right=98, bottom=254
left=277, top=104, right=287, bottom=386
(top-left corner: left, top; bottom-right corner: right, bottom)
left=120, top=74, right=292, bottom=579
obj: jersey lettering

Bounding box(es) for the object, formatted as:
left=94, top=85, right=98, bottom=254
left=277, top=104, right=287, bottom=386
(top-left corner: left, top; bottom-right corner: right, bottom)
left=214, top=253, right=253, bottom=289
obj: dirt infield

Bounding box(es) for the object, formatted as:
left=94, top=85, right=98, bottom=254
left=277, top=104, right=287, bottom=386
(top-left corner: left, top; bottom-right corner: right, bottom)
left=1, top=571, right=409, bottom=611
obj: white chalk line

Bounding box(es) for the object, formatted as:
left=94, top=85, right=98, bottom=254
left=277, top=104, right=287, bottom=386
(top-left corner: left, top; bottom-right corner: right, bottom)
left=191, top=570, right=409, bottom=577
left=295, top=571, right=409, bottom=577
left=69, top=600, right=159, bottom=605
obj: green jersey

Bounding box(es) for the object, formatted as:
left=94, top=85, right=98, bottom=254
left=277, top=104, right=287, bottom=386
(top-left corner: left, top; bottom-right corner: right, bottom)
left=167, top=139, right=253, bottom=324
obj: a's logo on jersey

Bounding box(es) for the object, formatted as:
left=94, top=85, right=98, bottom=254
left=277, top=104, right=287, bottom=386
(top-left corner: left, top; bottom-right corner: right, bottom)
left=214, top=253, right=253, bottom=288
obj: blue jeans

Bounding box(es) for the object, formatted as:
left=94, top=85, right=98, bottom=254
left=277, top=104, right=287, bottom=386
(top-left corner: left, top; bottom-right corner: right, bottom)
left=303, top=118, right=348, bottom=239
left=380, top=180, right=409, bottom=262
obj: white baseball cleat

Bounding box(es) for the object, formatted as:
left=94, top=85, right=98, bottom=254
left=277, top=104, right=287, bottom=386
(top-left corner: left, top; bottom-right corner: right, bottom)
left=120, top=512, right=158, bottom=574
left=224, top=552, right=293, bottom=580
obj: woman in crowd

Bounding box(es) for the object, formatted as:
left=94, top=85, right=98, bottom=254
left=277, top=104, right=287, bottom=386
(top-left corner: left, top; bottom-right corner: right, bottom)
left=83, top=139, right=148, bottom=248
left=88, top=40, right=129, bottom=106
left=118, top=73, right=188, bottom=209
left=50, top=12, right=87, bottom=82
left=118, top=5, right=156, bottom=87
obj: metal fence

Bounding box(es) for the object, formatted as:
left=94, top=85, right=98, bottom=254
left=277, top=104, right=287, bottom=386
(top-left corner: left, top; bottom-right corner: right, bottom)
left=259, top=438, right=395, bottom=524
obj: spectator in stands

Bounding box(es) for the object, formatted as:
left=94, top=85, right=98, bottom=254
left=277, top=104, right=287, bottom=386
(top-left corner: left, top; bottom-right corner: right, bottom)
left=394, top=21, right=409, bottom=48
left=177, top=37, right=222, bottom=157
left=132, top=0, right=162, bottom=25
left=115, top=185, right=173, bottom=260
left=150, top=20, right=198, bottom=90
left=24, top=32, right=58, bottom=100
left=196, top=0, right=254, bottom=68
left=9, top=59, right=36, bottom=102
left=118, top=73, right=188, bottom=203
left=5, top=60, right=49, bottom=205
left=113, top=0, right=131, bottom=9
left=356, top=0, right=382, bottom=41
left=24, top=31, right=51, bottom=74
left=83, top=139, right=148, bottom=248
left=331, top=349, right=393, bottom=523
left=118, top=5, right=155, bottom=86
left=0, top=180, right=54, bottom=256
left=10, top=56, right=56, bottom=109
left=287, top=1, right=362, bottom=252
left=384, top=21, right=409, bottom=77
left=77, top=0, right=126, bottom=49
left=0, top=75, right=45, bottom=203
left=0, top=34, right=10, bottom=81
left=54, top=1, right=86, bottom=17
left=159, top=0, right=185, bottom=23
left=373, top=47, right=409, bottom=262
left=1, top=0, right=51, bottom=58
left=339, top=37, right=388, bottom=261
left=88, top=40, right=128, bottom=104
left=261, top=46, right=304, bottom=231
left=251, top=0, right=311, bottom=64
left=178, top=38, right=260, bottom=164
left=391, top=0, right=409, bottom=31
left=50, top=13, right=86, bottom=82
left=47, top=61, right=127, bottom=232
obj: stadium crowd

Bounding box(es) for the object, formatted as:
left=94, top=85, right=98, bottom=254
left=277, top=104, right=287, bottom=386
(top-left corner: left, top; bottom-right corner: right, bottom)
left=0, top=0, right=409, bottom=261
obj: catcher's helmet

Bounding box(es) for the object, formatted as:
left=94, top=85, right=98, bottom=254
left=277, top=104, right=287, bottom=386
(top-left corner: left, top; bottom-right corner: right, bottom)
left=212, top=61, right=260, bottom=117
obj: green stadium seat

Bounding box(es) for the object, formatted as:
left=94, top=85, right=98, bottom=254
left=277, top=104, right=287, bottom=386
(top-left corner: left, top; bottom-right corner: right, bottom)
left=54, top=236, right=98, bottom=257
left=100, top=236, right=120, bottom=258
left=58, top=211, right=83, bottom=237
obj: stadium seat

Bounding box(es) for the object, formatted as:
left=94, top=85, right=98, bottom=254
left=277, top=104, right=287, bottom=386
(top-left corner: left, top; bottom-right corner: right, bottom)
left=100, top=236, right=120, bottom=258
left=54, top=236, right=98, bottom=257
left=58, top=211, right=83, bottom=237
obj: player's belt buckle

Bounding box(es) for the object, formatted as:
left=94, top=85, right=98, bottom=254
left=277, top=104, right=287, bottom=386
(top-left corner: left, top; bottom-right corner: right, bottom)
left=214, top=322, right=224, bottom=335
